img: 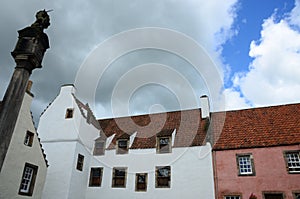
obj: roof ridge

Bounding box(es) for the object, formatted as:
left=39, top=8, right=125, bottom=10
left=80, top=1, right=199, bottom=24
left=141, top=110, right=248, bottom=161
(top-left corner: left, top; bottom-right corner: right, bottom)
left=212, top=102, right=300, bottom=114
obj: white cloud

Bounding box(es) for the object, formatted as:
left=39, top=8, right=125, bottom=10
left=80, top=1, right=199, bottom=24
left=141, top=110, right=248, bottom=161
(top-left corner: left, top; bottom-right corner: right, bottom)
left=223, top=88, right=249, bottom=110
left=289, top=0, right=300, bottom=27
left=226, top=2, right=300, bottom=109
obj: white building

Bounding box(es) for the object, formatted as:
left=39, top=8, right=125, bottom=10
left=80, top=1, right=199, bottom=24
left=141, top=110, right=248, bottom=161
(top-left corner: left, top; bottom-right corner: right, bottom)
left=0, top=84, right=48, bottom=199
left=38, top=84, right=215, bottom=199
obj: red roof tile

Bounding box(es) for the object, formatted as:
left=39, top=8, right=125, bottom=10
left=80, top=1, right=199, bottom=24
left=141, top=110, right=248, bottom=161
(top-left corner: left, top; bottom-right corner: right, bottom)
left=98, top=109, right=208, bottom=150
left=212, top=103, right=300, bottom=150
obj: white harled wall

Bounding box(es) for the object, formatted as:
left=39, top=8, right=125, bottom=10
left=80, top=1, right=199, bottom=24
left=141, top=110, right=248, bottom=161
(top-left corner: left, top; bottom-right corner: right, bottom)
left=39, top=84, right=215, bottom=199
left=0, top=92, right=47, bottom=199
left=86, top=143, right=215, bottom=199
left=38, top=85, right=99, bottom=199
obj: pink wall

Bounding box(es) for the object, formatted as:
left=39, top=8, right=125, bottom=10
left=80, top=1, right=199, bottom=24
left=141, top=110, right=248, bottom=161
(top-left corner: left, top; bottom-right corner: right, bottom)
left=214, top=145, right=300, bottom=199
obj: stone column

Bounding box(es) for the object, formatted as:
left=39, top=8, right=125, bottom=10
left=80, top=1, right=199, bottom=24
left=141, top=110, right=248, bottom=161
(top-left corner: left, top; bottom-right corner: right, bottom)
left=0, top=10, right=50, bottom=171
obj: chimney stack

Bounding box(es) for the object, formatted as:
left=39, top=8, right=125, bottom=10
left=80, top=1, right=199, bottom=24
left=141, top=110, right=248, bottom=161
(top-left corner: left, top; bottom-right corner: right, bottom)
left=200, top=95, right=210, bottom=119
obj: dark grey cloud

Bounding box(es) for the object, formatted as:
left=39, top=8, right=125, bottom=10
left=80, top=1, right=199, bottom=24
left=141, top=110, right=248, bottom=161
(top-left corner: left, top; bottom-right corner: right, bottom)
left=0, top=0, right=238, bottom=124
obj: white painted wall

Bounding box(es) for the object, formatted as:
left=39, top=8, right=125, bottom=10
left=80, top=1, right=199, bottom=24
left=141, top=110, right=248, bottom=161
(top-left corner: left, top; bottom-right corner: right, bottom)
left=38, top=85, right=99, bottom=199
left=38, top=85, right=80, bottom=142
left=86, top=143, right=215, bottom=199
left=38, top=85, right=215, bottom=199
left=0, top=93, right=47, bottom=199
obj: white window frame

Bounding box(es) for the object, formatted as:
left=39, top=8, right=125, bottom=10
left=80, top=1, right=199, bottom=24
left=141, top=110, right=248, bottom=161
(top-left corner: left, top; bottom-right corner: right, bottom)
left=65, top=108, right=74, bottom=119
left=156, top=136, right=171, bottom=154
left=135, top=173, right=148, bottom=192
left=24, top=131, right=34, bottom=147
left=112, top=167, right=127, bottom=188
left=93, top=140, right=105, bottom=156
left=155, top=166, right=171, bottom=188
left=89, top=167, right=103, bottom=187
left=76, top=154, right=84, bottom=171
left=284, top=151, right=300, bottom=173
left=116, top=139, right=129, bottom=154
left=224, top=196, right=241, bottom=199
left=19, top=163, right=38, bottom=196
left=236, top=154, right=255, bottom=176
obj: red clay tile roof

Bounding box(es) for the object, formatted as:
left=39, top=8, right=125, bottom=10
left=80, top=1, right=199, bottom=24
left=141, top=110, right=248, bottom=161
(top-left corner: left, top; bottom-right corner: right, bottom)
left=212, top=103, right=300, bottom=150
left=98, top=109, right=208, bottom=150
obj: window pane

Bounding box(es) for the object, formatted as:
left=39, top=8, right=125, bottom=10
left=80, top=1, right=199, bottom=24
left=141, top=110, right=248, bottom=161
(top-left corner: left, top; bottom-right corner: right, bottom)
left=112, top=168, right=127, bottom=188
left=136, top=173, right=147, bottom=192
left=65, top=108, right=74, bottom=118
left=294, top=193, right=300, bottom=199
left=286, top=152, right=300, bottom=173
left=117, top=139, right=128, bottom=154
left=76, top=154, right=84, bottom=171
left=238, top=155, right=253, bottom=175
left=156, top=166, right=171, bottom=188
left=89, top=168, right=103, bottom=187
left=157, top=137, right=171, bottom=153
left=24, top=131, right=34, bottom=147
left=224, top=196, right=240, bottom=199
left=94, top=141, right=105, bottom=155
left=19, top=163, right=38, bottom=196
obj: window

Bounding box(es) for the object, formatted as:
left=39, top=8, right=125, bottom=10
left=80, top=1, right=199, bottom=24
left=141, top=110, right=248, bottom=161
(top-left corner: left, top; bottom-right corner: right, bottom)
left=117, top=139, right=128, bottom=154
left=156, top=166, right=171, bottom=188
left=157, top=136, right=171, bottom=153
left=284, top=151, right=300, bottom=173
left=89, top=167, right=103, bottom=187
left=76, top=154, right=84, bottom=171
left=236, top=154, right=255, bottom=176
left=112, top=167, right=127, bottom=188
left=65, top=108, right=74, bottom=119
left=94, top=140, right=105, bottom=156
left=224, top=196, right=240, bottom=199
left=293, top=192, right=300, bottom=199
left=264, top=193, right=284, bottom=199
left=135, top=173, right=147, bottom=192
left=24, top=131, right=34, bottom=147
left=19, top=163, right=38, bottom=196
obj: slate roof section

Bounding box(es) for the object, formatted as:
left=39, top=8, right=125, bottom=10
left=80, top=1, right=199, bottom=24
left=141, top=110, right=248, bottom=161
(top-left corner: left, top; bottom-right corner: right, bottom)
left=212, top=103, right=300, bottom=150
left=98, top=109, right=208, bottom=150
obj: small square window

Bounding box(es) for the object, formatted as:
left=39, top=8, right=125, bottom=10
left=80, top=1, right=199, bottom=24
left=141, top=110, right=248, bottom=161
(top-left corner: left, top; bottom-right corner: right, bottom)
left=156, top=166, right=171, bottom=188
left=224, top=196, right=240, bottom=199
left=135, top=173, right=147, bottom=192
left=24, top=131, right=34, bottom=147
left=94, top=141, right=105, bottom=156
left=65, top=108, right=74, bottom=119
left=117, top=139, right=128, bottom=154
left=284, top=151, right=300, bottom=173
left=112, top=167, right=127, bottom=188
left=89, top=167, right=103, bottom=187
left=76, top=154, right=84, bottom=171
left=157, top=136, right=171, bottom=153
left=18, top=163, right=38, bottom=196
left=236, top=154, right=255, bottom=176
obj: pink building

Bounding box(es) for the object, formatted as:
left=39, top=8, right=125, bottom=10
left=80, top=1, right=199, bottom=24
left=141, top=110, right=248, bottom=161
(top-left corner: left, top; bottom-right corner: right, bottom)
left=212, top=103, right=300, bottom=199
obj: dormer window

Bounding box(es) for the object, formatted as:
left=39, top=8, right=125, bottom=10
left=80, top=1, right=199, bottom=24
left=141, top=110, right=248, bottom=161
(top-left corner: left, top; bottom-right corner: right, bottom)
left=117, top=139, right=129, bottom=154
left=65, top=108, right=74, bottom=119
left=94, top=140, right=105, bottom=156
left=157, top=136, right=171, bottom=153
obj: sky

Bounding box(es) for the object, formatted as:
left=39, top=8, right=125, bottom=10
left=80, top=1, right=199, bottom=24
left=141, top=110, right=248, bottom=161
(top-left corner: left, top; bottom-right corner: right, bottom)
left=0, top=0, right=300, bottom=124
